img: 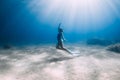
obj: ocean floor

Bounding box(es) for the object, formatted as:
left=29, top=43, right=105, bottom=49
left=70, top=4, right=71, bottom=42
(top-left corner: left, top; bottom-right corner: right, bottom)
left=0, top=44, right=120, bottom=80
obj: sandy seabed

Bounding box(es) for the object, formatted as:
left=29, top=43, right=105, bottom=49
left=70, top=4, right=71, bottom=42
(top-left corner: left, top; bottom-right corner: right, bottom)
left=0, top=44, right=120, bottom=80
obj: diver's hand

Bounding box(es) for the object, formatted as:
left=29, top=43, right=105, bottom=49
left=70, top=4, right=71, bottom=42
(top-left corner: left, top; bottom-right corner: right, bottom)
left=63, top=39, right=67, bottom=42
left=59, top=23, right=62, bottom=27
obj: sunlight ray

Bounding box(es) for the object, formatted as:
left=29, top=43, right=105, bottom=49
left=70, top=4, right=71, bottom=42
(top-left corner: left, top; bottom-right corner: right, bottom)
left=27, top=0, right=120, bottom=32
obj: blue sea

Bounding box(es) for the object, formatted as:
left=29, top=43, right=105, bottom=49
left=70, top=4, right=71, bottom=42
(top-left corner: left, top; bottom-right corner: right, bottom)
left=0, top=0, right=120, bottom=46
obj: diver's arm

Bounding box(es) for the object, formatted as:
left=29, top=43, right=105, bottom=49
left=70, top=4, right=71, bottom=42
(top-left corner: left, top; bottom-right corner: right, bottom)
left=58, top=23, right=61, bottom=29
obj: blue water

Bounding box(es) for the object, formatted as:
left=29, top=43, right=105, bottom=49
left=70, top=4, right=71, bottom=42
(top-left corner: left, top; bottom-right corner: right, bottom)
left=0, top=0, right=120, bottom=45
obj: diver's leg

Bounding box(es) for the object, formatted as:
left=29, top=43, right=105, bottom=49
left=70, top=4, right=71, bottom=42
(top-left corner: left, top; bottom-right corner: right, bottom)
left=56, top=41, right=60, bottom=49
left=56, top=43, right=59, bottom=49
left=60, top=41, right=64, bottom=49
left=56, top=42, right=59, bottom=49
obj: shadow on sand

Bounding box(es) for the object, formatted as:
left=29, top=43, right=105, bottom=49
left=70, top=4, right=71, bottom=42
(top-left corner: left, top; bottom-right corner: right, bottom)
left=48, top=57, right=73, bottom=63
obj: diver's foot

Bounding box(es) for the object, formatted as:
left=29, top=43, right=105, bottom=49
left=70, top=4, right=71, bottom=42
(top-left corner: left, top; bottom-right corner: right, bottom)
left=56, top=47, right=61, bottom=49
left=61, top=48, right=66, bottom=50
left=60, top=48, right=72, bottom=54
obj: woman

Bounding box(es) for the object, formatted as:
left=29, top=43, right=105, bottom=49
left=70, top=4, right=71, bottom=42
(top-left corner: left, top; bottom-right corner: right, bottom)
left=56, top=23, right=65, bottom=49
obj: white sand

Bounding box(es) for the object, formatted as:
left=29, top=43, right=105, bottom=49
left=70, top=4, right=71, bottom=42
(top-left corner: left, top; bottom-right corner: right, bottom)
left=0, top=44, right=120, bottom=80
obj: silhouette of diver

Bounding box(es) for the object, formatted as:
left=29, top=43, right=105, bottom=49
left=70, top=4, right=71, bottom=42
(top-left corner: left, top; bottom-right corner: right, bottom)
left=56, top=23, right=65, bottom=49
left=56, top=23, right=72, bottom=54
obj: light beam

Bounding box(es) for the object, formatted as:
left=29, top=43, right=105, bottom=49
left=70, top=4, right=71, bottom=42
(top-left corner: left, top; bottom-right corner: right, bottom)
left=28, top=0, right=120, bottom=32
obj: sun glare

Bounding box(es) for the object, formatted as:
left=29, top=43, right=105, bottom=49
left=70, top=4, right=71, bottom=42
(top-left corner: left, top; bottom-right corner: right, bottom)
left=28, top=0, right=120, bottom=31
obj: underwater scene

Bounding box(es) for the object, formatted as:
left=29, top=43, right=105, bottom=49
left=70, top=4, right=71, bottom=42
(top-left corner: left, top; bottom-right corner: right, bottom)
left=0, top=0, right=120, bottom=80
